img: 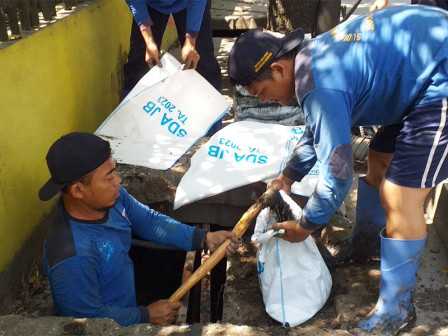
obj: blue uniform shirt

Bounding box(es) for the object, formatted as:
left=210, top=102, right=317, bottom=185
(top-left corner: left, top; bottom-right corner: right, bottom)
left=286, top=6, right=448, bottom=230
left=43, top=186, right=204, bottom=326
left=126, top=0, right=206, bottom=33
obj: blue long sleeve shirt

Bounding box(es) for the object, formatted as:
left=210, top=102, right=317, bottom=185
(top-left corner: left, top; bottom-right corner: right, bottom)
left=286, top=6, right=448, bottom=230
left=125, top=0, right=206, bottom=35
left=43, top=186, right=204, bottom=326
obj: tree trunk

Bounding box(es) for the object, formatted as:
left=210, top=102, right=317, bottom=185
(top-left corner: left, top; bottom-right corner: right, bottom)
left=267, top=0, right=341, bottom=37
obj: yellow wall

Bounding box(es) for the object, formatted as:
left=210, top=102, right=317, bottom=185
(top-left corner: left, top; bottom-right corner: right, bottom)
left=0, top=0, right=177, bottom=273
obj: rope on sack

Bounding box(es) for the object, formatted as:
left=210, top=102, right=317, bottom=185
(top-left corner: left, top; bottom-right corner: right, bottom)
left=275, top=239, right=287, bottom=328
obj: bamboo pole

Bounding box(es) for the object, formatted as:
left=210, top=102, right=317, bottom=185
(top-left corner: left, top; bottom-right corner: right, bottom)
left=168, top=188, right=279, bottom=303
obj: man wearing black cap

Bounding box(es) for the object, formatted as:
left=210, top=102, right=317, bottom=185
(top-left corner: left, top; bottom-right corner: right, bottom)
left=40, top=132, right=239, bottom=327
left=228, top=6, right=448, bottom=335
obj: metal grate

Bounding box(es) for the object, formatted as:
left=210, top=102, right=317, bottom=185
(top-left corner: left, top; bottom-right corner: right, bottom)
left=0, top=0, right=85, bottom=42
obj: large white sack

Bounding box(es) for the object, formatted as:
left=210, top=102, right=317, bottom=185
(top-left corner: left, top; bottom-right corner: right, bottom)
left=173, top=121, right=320, bottom=209
left=95, top=53, right=229, bottom=170
left=252, top=190, right=332, bottom=327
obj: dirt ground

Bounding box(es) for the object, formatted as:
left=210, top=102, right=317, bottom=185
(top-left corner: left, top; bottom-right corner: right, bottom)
left=4, top=159, right=448, bottom=336
left=221, top=160, right=448, bottom=335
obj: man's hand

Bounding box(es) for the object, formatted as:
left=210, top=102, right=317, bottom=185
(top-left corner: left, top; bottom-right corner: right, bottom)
left=141, top=27, right=162, bottom=69
left=181, top=37, right=200, bottom=70
left=370, top=0, right=388, bottom=11
left=267, top=173, right=294, bottom=195
left=206, top=231, right=240, bottom=256
left=268, top=220, right=314, bottom=243
left=147, top=300, right=181, bottom=326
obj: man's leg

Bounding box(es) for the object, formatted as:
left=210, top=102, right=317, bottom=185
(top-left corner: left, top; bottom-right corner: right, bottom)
left=381, top=180, right=430, bottom=240
left=347, top=125, right=400, bottom=262
left=122, top=20, right=148, bottom=97
left=359, top=99, right=448, bottom=334
left=146, top=7, right=170, bottom=48
left=195, top=0, right=223, bottom=136
left=358, top=181, right=429, bottom=333
left=365, top=148, right=393, bottom=189
left=193, top=0, right=222, bottom=93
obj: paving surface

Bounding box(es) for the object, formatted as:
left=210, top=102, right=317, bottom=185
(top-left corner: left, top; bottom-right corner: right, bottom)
left=211, top=0, right=268, bottom=29
left=209, top=0, right=410, bottom=31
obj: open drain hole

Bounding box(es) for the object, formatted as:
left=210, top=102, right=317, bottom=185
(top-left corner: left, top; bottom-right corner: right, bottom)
left=129, top=223, right=228, bottom=324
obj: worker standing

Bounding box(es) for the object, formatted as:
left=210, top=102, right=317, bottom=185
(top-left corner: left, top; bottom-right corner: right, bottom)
left=227, top=5, right=448, bottom=334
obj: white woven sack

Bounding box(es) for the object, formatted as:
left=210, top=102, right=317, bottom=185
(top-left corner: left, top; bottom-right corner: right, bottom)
left=173, top=121, right=320, bottom=209
left=95, top=52, right=229, bottom=170
left=252, top=191, right=332, bottom=327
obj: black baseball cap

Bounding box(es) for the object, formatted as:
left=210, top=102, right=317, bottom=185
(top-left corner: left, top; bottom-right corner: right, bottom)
left=39, top=132, right=111, bottom=201
left=228, top=28, right=304, bottom=86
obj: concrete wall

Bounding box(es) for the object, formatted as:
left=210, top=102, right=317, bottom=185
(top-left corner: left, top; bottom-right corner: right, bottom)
left=0, top=0, right=177, bottom=306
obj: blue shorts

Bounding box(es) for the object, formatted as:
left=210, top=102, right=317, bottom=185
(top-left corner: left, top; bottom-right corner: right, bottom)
left=373, top=100, right=448, bottom=188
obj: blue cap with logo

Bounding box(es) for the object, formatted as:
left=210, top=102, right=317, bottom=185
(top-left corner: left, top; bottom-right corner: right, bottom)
left=228, top=28, right=304, bottom=86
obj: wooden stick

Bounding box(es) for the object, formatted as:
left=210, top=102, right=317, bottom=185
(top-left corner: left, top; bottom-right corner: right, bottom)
left=168, top=189, right=279, bottom=303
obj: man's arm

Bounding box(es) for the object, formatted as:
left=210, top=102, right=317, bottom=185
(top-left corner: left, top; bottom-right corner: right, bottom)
left=125, top=0, right=162, bottom=67
left=185, top=0, right=207, bottom=33
left=121, top=187, right=239, bottom=254
left=282, top=126, right=318, bottom=182
left=121, top=187, right=204, bottom=250
left=126, top=0, right=151, bottom=27
left=370, top=0, right=388, bottom=11
left=270, top=89, right=353, bottom=242
left=140, top=26, right=162, bottom=68
left=299, top=89, right=354, bottom=229
left=182, top=0, right=207, bottom=69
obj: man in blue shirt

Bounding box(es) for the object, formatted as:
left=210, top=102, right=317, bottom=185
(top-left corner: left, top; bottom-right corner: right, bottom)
left=227, top=5, right=448, bottom=335
left=39, top=132, right=239, bottom=326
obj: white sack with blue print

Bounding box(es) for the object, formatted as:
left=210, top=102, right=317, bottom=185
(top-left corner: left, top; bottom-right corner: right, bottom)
left=251, top=190, right=332, bottom=327
left=95, top=53, right=229, bottom=170
left=174, top=121, right=320, bottom=209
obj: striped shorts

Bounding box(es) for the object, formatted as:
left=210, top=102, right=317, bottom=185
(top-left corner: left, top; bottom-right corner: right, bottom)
left=384, top=99, right=448, bottom=188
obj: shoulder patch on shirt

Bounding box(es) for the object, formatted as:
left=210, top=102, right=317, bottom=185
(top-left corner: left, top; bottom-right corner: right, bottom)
left=44, top=203, right=77, bottom=269
left=329, top=143, right=353, bottom=180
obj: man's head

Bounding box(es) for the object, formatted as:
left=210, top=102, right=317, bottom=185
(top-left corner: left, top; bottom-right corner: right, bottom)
left=39, top=132, right=112, bottom=201
left=227, top=28, right=304, bottom=105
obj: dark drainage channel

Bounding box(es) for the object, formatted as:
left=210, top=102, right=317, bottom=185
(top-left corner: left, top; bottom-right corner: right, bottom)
left=124, top=181, right=267, bottom=325
left=130, top=223, right=228, bottom=324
